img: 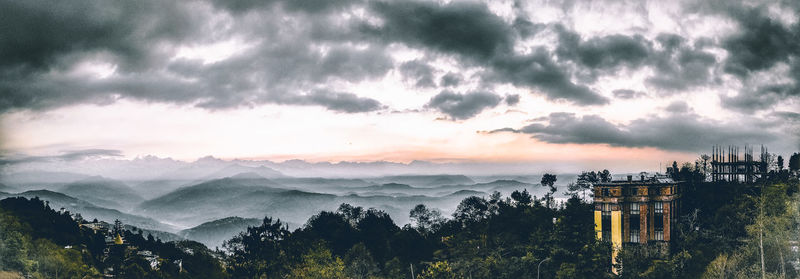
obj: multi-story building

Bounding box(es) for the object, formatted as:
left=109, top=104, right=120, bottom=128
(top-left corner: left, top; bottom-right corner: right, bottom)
left=593, top=174, right=682, bottom=269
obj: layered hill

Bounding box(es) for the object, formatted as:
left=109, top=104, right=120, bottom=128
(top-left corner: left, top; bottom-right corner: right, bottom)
left=0, top=190, right=173, bottom=232
left=179, top=216, right=262, bottom=249
left=136, top=173, right=337, bottom=228
left=58, top=176, right=144, bottom=211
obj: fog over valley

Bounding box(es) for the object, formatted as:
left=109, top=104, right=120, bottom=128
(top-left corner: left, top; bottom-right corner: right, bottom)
left=0, top=155, right=579, bottom=248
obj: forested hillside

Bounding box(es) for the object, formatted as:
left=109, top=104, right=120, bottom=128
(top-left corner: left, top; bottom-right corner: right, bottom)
left=1, top=166, right=798, bottom=278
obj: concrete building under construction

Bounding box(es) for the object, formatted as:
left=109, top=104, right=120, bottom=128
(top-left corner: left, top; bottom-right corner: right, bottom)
left=593, top=173, right=682, bottom=269
left=711, top=145, right=768, bottom=183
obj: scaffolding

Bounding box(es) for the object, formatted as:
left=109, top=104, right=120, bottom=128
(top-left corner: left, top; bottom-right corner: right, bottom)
left=711, top=145, right=768, bottom=183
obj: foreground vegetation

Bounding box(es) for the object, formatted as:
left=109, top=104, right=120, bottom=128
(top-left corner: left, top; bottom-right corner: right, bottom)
left=1, top=157, right=799, bottom=278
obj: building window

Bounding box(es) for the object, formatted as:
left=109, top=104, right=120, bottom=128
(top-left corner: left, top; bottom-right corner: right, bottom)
left=654, top=230, right=664, bottom=241
left=602, top=188, right=610, bottom=197
left=654, top=202, right=663, bottom=214
left=601, top=203, right=611, bottom=241
left=630, top=229, right=640, bottom=243
left=630, top=203, right=640, bottom=215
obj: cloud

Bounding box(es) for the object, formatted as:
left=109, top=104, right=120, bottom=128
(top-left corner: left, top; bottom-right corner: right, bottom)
left=440, top=73, right=462, bottom=87
left=278, top=89, right=384, bottom=113
left=555, top=26, right=651, bottom=71
left=492, top=112, right=776, bottom=152
left=645, top=33, right=718, bottom=91
left=505, top=94, right=520, bottom=106
left=399, top=60, right=437, bottom=88
left=0, top=0, right=394, bottom=114
left=0, top=0, right=202, bottom=73
left=720, top=84, right=795, bottom=113
left=487, top=49, right=610, bottom=105
left=368, top=1, right=513, bottom=61
left=426, top=90, right=502, bottom=120
left=772, top=111, right=800, bottom=122
left=209, top=0, right=362, bottom=14
left=367, top=1, right=609, bottom=106
left=612, top=89, right=647, bottom=99
left=708, top=5, right=800, bottom=113
left=664, top=101, right=690, bottom=113
left=722, top=7, right=799, bottom=77
left=0, top=149, right=123, bottom=165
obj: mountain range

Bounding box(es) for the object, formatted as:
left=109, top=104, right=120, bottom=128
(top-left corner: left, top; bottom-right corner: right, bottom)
left=0, top=159, right=569, bottom=248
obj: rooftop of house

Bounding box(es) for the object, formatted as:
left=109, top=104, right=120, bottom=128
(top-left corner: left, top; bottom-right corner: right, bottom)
left=595, top=173, right=679, bottom=186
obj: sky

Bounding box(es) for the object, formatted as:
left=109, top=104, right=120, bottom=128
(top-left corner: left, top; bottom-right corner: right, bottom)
left=0, top=0, right=799, bottom=173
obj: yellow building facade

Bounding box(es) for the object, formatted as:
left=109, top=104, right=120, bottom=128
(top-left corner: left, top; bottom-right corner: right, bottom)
left=593, top=174, right=681, bottom=273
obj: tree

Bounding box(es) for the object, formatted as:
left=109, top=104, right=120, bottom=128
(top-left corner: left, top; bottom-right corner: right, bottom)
left=697, top=154, right=711, bottom=179
left=286, top=245, right=348, bottom=279
left=223, top=217, right=290, bottom=278
left=417, top=261, right=457, bottom=279
left=337, top=203, right=365, bottom=227
left=344, top=243, right=378, bottom=279
left=789, top=153, right=800, bottom=172
left=671, top=161, right=679, bottom=179
left=510, top=189, right=533, bottom=205
left=571, top=171, right=600, bottom=199
left=300, top=211, right=359, bottom=257
left=541, top=173, right=558, bottom=188
left=777, top=155, right=784, bottom=171
left=357, top=208, right=399, bottom=264
left=542, top=173, right=558, bottom=208
left=409, top=204, right=443, bottom=234
left=453, top=196, right=491, bottom=224
left=598, top=170, right=612, bottom=183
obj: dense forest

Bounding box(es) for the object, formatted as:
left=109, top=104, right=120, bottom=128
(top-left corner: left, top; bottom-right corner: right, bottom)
left=1, top=156, right=799, bottom=278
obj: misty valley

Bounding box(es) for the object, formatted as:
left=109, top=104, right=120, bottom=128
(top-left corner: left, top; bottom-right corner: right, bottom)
left=0, top=157, right=570, bottom=250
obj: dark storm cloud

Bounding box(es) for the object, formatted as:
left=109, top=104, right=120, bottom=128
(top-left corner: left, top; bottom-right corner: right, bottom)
left=505, top=94, right=520, bottom=106
left=664, top=101, right=690, bottom=113
left=0, top=0, right=392, bottom=114
left=368, top=1, right=514, bottom=61
left=722, top=7, right=799, bottom=77
left=426, top=91, right=502, bottom=120
left=367, top=1, right=609, bottom=106
left=693, top=3, right=800, bottom=113
left=772, top=111, right=800, bottom=122
left=209, top=0, right=360, bottom=14
left=440, top=73, right=462, bottom=87
left=0, top=0, right=208, bottom=112
left=720, top=84, right=796, bottom=113
left=491, top=112, right=775, bottom=152
left=646, top=33, right=718, bottom=91
left=399, top=60, right=437, bottom=88
left=612, top=89, right=647, bottom=99
left=487, top=49, right=610, bottom=105
left=0, top=149, right=123, bottom=165
left=277, top=89, right=384, bottom=113
left=0, top=0, right=200, bottom=73
left=553, top=27, right=719, bottom=93
left=3, top=0, right=795, bottom=117
left=555, top=25, right=651, bottom=71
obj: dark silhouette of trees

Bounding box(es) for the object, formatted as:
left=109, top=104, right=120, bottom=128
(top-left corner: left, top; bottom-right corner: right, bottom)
left=541, top=173, right=558, bottom=208
left=1, top=196, right=225, bottom=279
left=223, top=217, right=290, bottom=278
left=344, top=243, right=379, bottom=279
left=510, top=189, right=532, bottom=205
left=453, top=196, right=491, bottom=225
left=598, top=169, right=612, bottom=183
left=789, top=153, right=800, bottom=173
left=409, top=204, right=443, bottom=234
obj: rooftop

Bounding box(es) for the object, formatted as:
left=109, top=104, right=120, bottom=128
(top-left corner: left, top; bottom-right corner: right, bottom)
left=596, top=173, right=679, bottom=186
